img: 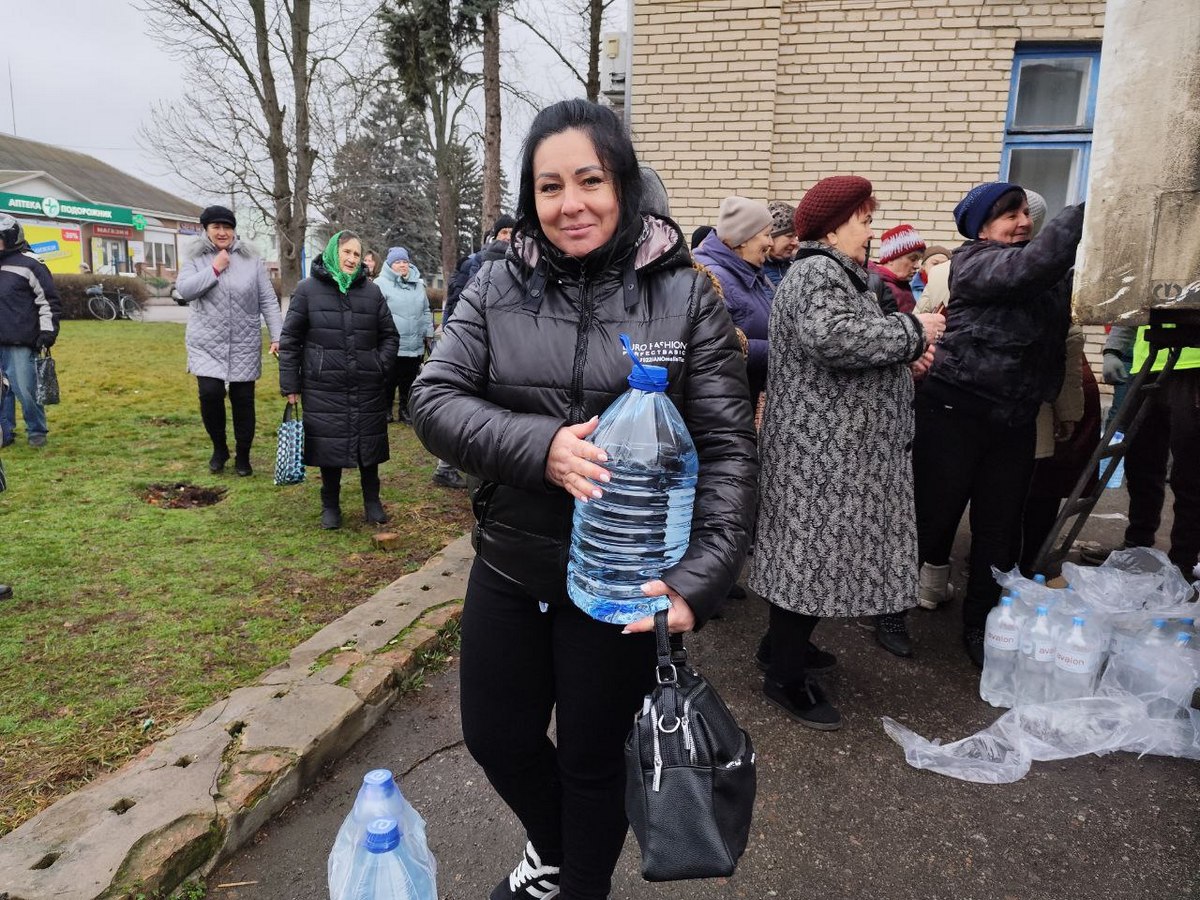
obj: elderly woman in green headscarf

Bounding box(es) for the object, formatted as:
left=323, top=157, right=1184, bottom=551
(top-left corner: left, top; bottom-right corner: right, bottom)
left=279, top=230, right=400, bottom=529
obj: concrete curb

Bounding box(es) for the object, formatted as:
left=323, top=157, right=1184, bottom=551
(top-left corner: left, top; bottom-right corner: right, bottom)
left=0, top=534, right=474, bottom=900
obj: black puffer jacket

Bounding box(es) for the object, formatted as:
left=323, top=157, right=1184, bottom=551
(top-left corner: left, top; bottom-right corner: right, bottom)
left=278, top=258, right=400, bottom=467
left=409, top=216, right=759, bottom=624
left=925, top=203, right=1084, bottom=425
left=0, top=248, right=61, bottom=347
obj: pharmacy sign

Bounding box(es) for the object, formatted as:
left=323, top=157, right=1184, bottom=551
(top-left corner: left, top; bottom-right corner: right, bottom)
left=0, top=191, right=142, bottom=229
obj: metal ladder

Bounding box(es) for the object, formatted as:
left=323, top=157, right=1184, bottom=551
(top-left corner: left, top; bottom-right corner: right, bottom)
left=1032, top=307, right=1200, bottom=573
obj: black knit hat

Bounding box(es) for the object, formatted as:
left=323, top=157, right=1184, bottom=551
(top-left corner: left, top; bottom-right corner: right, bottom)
left=491, top=214, right=517, bottom=236
left=200, top=205, right=237, bottom=229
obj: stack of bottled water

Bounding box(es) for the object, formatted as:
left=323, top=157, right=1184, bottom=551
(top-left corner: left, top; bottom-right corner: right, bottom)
left=980, top=596, right=1021, bottom=707
left=328, top=769, right=437, bottom=900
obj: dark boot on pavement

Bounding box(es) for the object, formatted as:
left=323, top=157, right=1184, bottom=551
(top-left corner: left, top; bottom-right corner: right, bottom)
left=875, top=611, right=913, bottom=657
left=755, top=632, right=836, bottom=674
left=762, top=675, right=842, bottom=731
left=964, top=627, right=986, bottom=668
left=490, top=841, right=561, bottom=900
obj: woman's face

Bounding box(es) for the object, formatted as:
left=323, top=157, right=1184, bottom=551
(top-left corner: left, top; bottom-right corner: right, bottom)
left=887, top=250, right=923, bottom=280
left=735, top=226, right=774, bottom=269
left=979, top=200, right=1032, bottom=245
left=206, top=222, right=235, bottom=250
left=532, top=128, right=619, bottom=258
left=338, top=238, right=362, bottom=274
left=362, top=253, right=378, bottom=274
left=827, top=210, right=874, bottom=266
left=768, top=232, right=799, bottom=261
left=391, top=259, right=410, bottom=277
left=920, top=252, right=950, bottom=280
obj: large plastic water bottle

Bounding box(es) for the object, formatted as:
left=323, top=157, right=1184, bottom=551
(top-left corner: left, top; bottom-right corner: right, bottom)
left=567, top=334, right=698, bottom=625
left=329, top=770, right=436, bottom=900
left=338, top=818, right=437, bottom=900
left=1104, top=432, right=1125, bottom=489
left=1049, top=616, right=1103, bottom=700
left=1124, top=619, right=1181, bottom=696
left=1014, top=605, right=1055, bottom=706
left=980, top=596, right=1020, bottom=707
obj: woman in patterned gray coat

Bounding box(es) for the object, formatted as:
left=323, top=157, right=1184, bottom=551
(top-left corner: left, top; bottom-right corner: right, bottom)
left=750, top=176, right=943, bottom=730
left=177, top=205, right=283, bottom=476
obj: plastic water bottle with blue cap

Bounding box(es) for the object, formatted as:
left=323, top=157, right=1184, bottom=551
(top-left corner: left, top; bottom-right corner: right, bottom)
left=328, top=769, right=437, bottom=900
left=337, top=818, right=437, bottom=900
left=567, top=334, right=699, bottom=624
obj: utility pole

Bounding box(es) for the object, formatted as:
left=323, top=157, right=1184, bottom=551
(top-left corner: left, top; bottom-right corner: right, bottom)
left=7, top=62, right=16, bottom=135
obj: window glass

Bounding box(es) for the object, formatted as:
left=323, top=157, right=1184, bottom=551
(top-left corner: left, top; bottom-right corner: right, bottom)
left=1008, top=147, right=1081, bottom=219
left=1013, top=57, right=1091, bottom=129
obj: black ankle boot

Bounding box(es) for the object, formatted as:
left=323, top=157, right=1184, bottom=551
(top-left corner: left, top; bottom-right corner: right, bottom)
left=209, top=446, right=230, bottom=473
left=321, top=506, right=342, bottom=529
left=363, top=499, right=388, bottom=525
left=234, top=445, right=252, bottom=477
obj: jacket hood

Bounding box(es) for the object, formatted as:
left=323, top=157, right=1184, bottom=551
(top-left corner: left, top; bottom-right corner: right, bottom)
left=510, top=214, right=688, bottom=278
left=191, top=233, right=251, bottom=258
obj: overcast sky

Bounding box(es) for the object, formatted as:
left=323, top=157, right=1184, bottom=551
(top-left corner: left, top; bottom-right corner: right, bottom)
left=3, top=0, right=627, bottom=209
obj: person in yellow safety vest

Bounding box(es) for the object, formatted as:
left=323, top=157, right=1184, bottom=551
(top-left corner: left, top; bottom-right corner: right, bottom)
left=1100, top=324, right=1200, bottom=578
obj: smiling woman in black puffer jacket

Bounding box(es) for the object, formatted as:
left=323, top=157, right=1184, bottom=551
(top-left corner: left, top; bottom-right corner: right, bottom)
left=409, top=99, right=757, bottom=900
left=279, top=230, right=399, bottom=530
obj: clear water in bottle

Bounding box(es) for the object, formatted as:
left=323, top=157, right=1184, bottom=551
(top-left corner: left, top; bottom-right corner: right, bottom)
left=1014, top=605, right=1055, bottom=706
left=567, top=335, right=698, bottom=625
left=980, top=596, right=1020, bottom=707
left=339, top=818, right=437, bottom=900
left=1049, top=616, right=1102, bottom=701
left=329, top=770, right=436, bottom=900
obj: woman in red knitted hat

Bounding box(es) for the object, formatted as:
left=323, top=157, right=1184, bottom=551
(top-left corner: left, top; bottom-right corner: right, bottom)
left=748, top=176, right=945, bottom=728
left=868, top=224, right=926, bottom=313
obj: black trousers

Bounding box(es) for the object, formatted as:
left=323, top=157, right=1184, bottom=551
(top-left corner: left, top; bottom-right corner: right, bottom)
left=319, top=464, right=380, bottom=507
left=765, top=604, right=820, bottom=686
left=459, top=559, right=656, bottom=900
left=384, top=356, right=422, bottom=418
left=914, top=398, right=1037, bottom=630
left=197, top=377, right=255, bottom=452
left=1124, top=369, right=1200, bottom=573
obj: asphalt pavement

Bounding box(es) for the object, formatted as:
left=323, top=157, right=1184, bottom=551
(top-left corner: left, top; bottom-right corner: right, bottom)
left=202, top=487, right=1198, bottom=900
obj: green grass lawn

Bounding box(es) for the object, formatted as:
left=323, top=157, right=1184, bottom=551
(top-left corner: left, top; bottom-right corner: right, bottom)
left=0, top=320, right=473, bottom=835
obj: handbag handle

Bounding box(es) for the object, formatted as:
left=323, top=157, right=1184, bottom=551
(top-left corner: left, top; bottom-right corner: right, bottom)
left=282, top=400, right=300, bottom=422
left=653, top=609, right=683, bottom=732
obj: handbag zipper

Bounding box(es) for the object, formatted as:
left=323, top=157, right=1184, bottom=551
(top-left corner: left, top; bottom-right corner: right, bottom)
left=651, top=703, right=663, bottom=792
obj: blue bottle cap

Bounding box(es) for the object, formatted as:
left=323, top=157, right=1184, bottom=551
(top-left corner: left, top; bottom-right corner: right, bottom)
left=1033, top=574, right=1047, bottom=584
left=999, top=596, right=1013, bottom=607
left=1072, top=615, right=1085, bottom=626
left=1035, top=605, right=1049, bottom=615
left=365, top=818, right=401, bottom=853
left=1153, top=618, right=1167, bottom=628
left=363, top=769, right=397, bottom=795
left=619, top=333, right=669, bottom=393
left=1181, top=618, right=1195, bottom=626
left=1176, top=632, right=1193, bottom=645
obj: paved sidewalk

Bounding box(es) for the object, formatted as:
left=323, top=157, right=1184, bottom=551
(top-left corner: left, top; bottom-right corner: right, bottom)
left=203, top=492, right=1198, bottom=900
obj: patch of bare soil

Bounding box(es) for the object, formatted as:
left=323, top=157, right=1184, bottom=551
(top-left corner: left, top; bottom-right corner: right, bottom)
left=141, top=482, right=227, bottom=508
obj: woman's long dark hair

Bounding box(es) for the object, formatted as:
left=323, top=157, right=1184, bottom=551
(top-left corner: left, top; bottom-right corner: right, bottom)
left=515, top=99, right=645, bottom=264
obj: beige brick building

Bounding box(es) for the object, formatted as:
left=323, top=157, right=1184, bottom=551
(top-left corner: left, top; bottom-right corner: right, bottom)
left=630, top=0, right=1106, bottom=247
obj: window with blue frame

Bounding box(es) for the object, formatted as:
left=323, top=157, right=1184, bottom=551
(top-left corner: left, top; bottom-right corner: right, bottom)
left=1001, top=45, right=1101, bottom=219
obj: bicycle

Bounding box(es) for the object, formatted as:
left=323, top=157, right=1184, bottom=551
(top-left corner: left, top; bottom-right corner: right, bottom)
left=86, top=282, right=145, bottom=322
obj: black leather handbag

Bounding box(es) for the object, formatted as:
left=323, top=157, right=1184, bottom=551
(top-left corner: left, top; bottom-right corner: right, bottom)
left=625, top=610, right=756, bottom=881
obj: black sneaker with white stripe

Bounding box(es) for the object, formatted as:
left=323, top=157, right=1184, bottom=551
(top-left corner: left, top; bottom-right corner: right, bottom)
left=490, top=841, right=561, bottom=900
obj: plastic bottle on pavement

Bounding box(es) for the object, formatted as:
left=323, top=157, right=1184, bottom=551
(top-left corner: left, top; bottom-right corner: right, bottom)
left=567, top=334, right=698, bottom=625
left=980, top=596, right=1021, bottom=707
left=329, top=770, right=436, bottom=900
left=1014, top=606, right=1055, bottom=706
left=338, top=818, right=437, bottom=900
left=1049, top=616, right=1103, bottom=701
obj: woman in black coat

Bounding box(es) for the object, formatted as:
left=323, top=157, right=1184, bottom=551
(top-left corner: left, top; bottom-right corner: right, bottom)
left=279, top=230, right=400, bottom=529
left=409, top=99, right=757, bottom=900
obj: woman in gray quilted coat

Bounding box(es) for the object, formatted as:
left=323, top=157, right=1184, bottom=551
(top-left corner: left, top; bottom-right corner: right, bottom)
left=750, top=176, right=943, bottom=730
left=176, top=205, right=283, bottom=476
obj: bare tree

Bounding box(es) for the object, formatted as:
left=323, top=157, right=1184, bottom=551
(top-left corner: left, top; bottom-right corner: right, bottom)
left=507, top=0, right=620, bottom=102
left=481, top=1, right=503, bottom=230
left=137, top=0, right=375, bottom=292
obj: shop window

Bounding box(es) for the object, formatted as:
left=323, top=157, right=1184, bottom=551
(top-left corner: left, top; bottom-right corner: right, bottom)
left=147, top=241, right=176, bottom=270
left=1001, top=45, right=1101, bottom=220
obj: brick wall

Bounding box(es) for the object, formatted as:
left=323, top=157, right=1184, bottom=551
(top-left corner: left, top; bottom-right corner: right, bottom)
left=631, top=0, right=1111, bottom=390
left=631, top=0, right=1105, bottom=244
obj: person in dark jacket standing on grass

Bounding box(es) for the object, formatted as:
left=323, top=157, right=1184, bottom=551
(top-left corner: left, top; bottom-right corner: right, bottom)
left=410, top=99, right=757, bottom=900
left=279, top=230, right=399, bottom=530
left=913, top=182, right=1084, bottom=666
left=176, top=205, right=283, bottom=476
left=442, top=214, right=516, bottom=325
left=0, top=214, right=60, bottom=448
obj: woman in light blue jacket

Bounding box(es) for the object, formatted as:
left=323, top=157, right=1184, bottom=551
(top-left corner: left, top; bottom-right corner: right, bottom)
left=376, top=247, right=433, bottom=423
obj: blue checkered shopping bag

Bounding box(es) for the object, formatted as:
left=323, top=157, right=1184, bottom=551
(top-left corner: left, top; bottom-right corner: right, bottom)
left=273, top=401, right=305, bottom=485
